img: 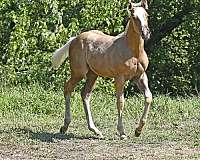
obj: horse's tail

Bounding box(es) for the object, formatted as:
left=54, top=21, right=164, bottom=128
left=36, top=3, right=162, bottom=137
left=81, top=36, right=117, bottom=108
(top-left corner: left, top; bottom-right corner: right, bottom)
left=52, top=37, right=76, bottom=69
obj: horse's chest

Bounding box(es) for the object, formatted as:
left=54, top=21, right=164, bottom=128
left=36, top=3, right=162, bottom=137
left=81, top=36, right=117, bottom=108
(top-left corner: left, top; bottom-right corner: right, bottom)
left=122, top=58, right=144, bottom=80
left=124, top=58, right=138, bottom=73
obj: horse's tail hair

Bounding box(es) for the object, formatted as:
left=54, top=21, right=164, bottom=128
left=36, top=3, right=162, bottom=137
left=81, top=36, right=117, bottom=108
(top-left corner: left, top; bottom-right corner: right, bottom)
left=52, top=36, right=76, bottom=69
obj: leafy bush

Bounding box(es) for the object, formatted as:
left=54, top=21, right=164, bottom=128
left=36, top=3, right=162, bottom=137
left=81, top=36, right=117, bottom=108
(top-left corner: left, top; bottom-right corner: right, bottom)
left=0, top=0, right=199, bottom=95
left=147, top=6, right=200, bottom=95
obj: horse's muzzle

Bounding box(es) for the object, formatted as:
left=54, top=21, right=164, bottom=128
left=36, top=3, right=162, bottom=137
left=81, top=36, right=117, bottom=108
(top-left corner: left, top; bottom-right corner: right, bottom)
left=141, top=26, right=151, bottom=40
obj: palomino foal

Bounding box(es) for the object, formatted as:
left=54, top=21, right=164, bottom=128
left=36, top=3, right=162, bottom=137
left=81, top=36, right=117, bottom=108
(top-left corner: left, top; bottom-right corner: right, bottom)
left=52, top=0, right=152, bottom=139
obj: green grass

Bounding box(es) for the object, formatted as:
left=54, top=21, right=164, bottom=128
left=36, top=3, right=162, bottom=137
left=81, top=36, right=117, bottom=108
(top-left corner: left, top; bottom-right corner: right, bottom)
left=0, top=84, right=200, bottom=147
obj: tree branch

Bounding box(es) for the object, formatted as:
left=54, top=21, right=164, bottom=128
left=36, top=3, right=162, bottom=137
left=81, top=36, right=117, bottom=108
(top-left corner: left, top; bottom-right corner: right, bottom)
left=146, top=4, right=199, bottom=53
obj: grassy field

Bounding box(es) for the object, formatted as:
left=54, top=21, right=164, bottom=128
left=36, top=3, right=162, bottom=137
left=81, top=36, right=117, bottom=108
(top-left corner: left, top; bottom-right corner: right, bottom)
left=0, top=85, right=199, bottom=159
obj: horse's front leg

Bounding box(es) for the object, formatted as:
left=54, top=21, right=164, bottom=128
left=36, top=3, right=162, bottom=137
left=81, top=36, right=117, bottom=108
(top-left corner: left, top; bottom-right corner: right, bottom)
left=135, top=72, right=152, bottom=137
left=115, top=76, right=127, bottom=139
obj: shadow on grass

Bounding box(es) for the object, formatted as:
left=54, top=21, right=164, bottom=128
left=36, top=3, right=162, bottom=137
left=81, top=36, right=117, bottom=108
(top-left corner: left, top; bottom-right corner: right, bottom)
left=0, top=128, right=101, bottom=143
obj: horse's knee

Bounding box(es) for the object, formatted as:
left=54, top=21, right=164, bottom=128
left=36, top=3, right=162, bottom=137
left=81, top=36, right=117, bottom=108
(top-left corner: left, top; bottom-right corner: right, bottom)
left=146, top=96, right=152, bottom=104
left=145, top=90, right=152, bottom=104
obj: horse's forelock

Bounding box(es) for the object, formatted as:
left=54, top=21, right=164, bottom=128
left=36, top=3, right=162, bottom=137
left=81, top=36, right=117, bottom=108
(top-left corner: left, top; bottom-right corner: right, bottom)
left=134, top=7, right=147, bottom=17
left=133, top=7, right=148, bottom=24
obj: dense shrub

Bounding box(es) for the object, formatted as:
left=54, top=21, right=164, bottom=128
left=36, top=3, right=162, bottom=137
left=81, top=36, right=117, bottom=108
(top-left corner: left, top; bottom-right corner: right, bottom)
left=0, top=0, right=199, bottom=95
left=147, top=4, right=200, bottom=95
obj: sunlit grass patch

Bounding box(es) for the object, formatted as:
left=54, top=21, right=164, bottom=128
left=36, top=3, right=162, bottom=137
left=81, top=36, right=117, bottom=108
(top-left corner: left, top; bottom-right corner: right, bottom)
left=0, top=85, right=199, bottom=147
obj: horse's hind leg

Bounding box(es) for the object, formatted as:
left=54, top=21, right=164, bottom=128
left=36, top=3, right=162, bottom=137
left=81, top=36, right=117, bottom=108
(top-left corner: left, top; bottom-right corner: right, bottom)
left=81, top=71, right=103, bottom=138
left=135, top=72, right=152, bottom=137
left=60, top=76, right=83, bottom=134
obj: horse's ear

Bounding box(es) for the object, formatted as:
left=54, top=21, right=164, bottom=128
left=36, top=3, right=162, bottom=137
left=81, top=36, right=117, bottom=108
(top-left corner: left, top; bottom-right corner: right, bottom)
left=141, top=0, right=149, bottom=10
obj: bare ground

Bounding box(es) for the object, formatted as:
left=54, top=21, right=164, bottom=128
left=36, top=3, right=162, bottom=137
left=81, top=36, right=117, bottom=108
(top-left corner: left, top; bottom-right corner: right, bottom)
left=0, top=139, right=199, bottom=160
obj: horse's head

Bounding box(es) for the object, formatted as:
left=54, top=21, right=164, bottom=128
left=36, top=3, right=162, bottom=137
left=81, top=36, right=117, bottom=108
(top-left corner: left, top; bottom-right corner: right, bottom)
left=128, top=0, right=151, bottom=40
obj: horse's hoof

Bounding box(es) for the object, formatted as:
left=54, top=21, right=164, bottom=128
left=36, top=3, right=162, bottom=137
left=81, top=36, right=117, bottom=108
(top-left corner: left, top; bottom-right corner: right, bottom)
left=135, top=129, right=141, bottom=137
left=120, top=134, right=128, bottom=140
left=60, top=126, right=66, bottom=134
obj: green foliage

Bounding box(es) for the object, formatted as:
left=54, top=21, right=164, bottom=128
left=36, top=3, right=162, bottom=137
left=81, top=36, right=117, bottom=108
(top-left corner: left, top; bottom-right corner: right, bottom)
left=146, top=2, right=200, bottom=95
left=0, top=0, right=127, bottom=93
left=0, top=0, right=199, bottom=95
left=0, top=0, right=61, bottom=85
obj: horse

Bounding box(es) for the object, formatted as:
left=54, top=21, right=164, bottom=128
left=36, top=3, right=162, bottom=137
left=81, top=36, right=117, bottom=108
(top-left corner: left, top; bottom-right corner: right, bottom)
left=52, top=0, right=152, bottom=139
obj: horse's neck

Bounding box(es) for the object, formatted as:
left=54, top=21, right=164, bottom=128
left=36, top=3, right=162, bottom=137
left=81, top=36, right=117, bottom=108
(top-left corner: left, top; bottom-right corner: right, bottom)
left=126, top=18, right=144, bottom=58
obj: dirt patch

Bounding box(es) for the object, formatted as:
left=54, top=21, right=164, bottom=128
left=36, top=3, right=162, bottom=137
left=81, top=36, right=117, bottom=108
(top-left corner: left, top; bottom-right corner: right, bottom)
left=0, top=139, right=199, bottom=160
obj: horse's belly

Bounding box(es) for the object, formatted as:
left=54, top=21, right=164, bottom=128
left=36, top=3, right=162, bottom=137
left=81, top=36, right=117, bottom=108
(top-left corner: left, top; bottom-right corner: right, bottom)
left=87, top=53, right=143, bottom=79
left=87, top=54, right=116, bottom=77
